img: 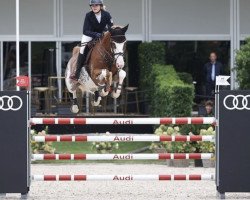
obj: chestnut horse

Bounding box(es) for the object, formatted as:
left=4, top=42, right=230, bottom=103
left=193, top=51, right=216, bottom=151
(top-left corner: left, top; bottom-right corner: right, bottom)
left=65, top=25, right=128, bottom=113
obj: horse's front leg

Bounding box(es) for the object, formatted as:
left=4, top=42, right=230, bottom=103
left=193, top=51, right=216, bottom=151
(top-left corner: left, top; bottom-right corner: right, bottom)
left=112, top=69, right=126, bottom=99
left=100, top=71, right=112, bottom=97
left=91, top=69, right=110, bottom=106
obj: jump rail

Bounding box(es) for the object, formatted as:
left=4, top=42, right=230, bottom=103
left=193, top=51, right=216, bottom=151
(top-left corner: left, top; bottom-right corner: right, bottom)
left=33, top=135, right=215, bottom=142
left=30, top=117, right=216, bottom=125
left=32, top=153, right=213, bottom=161
left=32, top=174, right=215, bottom=181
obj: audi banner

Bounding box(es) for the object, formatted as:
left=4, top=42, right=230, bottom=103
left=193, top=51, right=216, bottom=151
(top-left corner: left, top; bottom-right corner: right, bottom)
left=217, top=90, right=250, bottom=195
left=0, top=91, right=30, bottom=194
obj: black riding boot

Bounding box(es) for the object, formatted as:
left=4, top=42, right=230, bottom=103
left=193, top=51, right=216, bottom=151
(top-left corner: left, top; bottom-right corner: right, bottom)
left=75, top=53, right=85, bottom=80
left=70, top=45, right=89, bottom=80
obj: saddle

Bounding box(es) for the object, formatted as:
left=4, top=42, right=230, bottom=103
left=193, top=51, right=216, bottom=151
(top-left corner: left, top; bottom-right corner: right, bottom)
left=84, top=40, right=98, bottom=75
left=70, top=39, right=98, bottom=76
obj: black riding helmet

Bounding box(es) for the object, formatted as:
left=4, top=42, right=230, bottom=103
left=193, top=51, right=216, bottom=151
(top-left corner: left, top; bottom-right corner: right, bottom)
left=89, top=0, right=103, bottom=6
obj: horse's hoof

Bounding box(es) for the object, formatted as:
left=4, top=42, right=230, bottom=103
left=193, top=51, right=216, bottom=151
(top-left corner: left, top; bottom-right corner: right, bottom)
left=111, top=91, right=120, bottom=99
left=70, top=105, right=79, bottom=114
left=100, top=88, right=109, bottom=97
left=91, top=97, right=102, bottom=106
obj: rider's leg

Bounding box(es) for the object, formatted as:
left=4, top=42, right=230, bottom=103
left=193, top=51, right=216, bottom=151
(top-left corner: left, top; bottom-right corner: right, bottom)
left=71, top=35, right=92, bottom=80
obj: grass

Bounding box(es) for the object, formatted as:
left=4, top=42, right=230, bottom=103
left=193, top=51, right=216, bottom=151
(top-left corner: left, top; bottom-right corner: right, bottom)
left=53, top=142, right=151, bottom=154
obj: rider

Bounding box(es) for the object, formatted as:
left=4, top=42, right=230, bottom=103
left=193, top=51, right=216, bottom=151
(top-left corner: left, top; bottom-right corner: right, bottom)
left=70, top=0, right=114, bottom=80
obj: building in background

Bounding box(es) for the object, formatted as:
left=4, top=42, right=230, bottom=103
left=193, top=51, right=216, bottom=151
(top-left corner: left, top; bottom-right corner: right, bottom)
left=0, top=0, right=249, bottom=94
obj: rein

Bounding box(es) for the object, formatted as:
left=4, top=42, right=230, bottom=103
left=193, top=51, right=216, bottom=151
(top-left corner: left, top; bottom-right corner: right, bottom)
left=97, top=45, right=114, bottom=70
left=96, top=34, right=126, bottom=70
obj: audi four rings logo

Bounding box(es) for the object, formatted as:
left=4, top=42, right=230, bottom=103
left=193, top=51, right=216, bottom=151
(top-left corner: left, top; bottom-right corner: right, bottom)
left=0, top=96, right=23, bottom=111
left=223, top=95, right=250, bottom=110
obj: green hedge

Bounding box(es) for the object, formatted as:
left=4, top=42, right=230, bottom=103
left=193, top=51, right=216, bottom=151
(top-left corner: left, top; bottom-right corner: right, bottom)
left=177, top=72, right=193, bottom=85
left=138, top=42, right=166, bottom=91
left=151, top=64, right=194, bottom=117
left=236, top=37, right=250, bottom=89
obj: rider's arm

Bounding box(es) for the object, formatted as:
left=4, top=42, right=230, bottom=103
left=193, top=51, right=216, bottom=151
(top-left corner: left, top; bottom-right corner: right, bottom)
left=107, top=12, right=114, bottom=27
left=83, top=13, right=100, bottom=38
left=103, top=12, right=114, bottom=32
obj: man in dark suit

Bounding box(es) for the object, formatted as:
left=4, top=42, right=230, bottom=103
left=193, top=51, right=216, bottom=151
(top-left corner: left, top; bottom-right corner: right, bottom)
left=204, top=52, right=223, bottom=97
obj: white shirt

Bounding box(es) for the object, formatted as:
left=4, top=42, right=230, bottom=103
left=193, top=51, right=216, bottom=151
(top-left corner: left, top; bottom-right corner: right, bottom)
left=211, top=63, right=215, bottom=81
left=95, top=12, right=101, bottom=23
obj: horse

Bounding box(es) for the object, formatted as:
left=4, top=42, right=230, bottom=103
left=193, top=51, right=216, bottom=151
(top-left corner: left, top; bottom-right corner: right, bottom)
left=65, top=25, right=129, bottom=113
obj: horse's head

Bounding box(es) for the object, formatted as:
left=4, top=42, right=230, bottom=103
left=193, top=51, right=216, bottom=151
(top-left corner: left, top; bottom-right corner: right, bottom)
left=108, top=24, right=129, bottom=69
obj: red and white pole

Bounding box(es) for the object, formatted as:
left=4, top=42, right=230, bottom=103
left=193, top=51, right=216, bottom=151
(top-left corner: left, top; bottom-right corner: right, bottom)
left=33, top=135, right=215, bottom=142
left=32, top=153, right=213, bottom=161
left=32, top=174, right=215, bottom=181
left=30, top=117, right=216, bottom=125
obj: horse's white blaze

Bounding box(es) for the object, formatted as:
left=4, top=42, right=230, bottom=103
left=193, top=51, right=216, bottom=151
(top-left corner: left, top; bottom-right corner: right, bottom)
left=114, top=42, right=125, bottom=68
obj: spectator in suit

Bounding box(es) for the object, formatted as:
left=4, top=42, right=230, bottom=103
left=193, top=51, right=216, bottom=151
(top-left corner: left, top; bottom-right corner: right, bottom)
left=204, top=52, right=223, bottom=97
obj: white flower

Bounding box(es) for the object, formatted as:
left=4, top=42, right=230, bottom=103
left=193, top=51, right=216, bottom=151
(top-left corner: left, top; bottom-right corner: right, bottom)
left=207, top=127, right=214, bottom=132
left=41, top=130, right=46, bottom=135
left=174, top=126, right=180, bottom=132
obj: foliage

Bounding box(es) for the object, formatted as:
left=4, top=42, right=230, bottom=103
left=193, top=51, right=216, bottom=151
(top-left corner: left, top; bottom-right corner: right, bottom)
left=151, top=65, right=195, bottom=117
left=177, top=72, right=193, bottom=84
left=30, top=127, right=55, bottom=154
left=138, top=42, right=166, bottom=91
left=150, top=124, right=215, bottom=154
left=197, top=127, right=215, bottom=153
left=235, top=37, right=250, bottom=89
left=92, top=132, right=119, bottom=153
left=150, top=125, right=196, bottom=153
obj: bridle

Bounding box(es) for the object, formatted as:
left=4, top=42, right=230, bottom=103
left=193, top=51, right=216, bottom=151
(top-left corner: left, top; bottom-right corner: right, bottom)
left=97, top=34, right=127, bottom=70
left=110, top=35, right=126, bottom=62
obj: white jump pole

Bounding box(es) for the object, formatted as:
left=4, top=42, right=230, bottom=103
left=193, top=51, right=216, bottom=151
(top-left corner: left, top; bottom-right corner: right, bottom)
left=16, top=0, right=20, bottom=91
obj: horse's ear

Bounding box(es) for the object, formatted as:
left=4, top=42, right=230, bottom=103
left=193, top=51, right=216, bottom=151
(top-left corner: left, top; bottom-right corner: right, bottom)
left=122, top=24, right=129, bottom=33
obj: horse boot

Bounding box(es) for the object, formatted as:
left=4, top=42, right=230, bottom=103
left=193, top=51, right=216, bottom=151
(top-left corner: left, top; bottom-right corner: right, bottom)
left=70, top=53, right=86, bottom=81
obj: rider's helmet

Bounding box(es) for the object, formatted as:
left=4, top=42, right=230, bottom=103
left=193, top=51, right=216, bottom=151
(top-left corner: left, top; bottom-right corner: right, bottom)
left=89, top=0, right=103, bottom=6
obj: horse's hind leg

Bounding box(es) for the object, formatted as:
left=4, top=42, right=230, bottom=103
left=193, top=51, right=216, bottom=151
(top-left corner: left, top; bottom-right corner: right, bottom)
left=91, top=92, right=102, bottom=107
left=70, top=91, right=80, bottom=113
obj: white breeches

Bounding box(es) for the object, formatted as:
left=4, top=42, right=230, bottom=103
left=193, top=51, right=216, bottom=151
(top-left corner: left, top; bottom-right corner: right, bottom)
left=80, top=35, right=93, bottom=54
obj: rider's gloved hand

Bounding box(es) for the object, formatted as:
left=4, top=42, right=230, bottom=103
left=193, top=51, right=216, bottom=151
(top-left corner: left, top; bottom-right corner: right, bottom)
left=95, top=33, right=102, bottom=38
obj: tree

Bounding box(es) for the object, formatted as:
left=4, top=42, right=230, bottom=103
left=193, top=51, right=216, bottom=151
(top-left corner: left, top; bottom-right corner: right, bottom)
left=235, top=37, right=250, bottom=89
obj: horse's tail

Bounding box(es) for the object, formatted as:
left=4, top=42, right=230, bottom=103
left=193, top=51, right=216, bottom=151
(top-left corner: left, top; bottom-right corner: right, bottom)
left=72, top=46, right=80, bottom=56
left=65, top=47, right=79, bottom=93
